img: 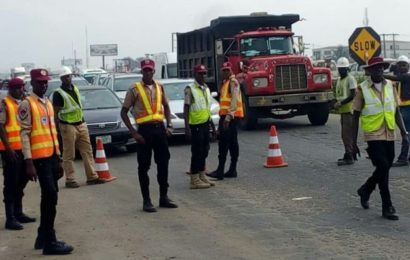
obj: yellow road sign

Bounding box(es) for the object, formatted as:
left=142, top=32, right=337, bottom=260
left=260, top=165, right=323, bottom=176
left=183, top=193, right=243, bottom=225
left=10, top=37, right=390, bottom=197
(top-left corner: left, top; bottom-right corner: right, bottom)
left=349, top=27, right=381, bottom=65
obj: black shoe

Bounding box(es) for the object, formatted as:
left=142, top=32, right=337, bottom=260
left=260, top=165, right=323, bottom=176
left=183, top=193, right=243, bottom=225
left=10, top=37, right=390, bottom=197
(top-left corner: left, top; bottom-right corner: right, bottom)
left=392, top=160, right=409, bottom=167
left=337, top=158, right=354, bottom=166
left=16, top=213, right=36, bottom=223
left=143, top=200, right=157, bottom=213
left=34, top=236, right=44, bottom=250
left=43, top=241, right=74, bottom=255
left=159, top=197, right=178, bottom=208
left=206, top=170, right=224, bottom=180
left=382, top=206, right=399, bottom=220
left=357, top=187, right=369, bottom=209
left=224, top=169, right=237, bottom=178
left=5, top=219, right=23, bottom=230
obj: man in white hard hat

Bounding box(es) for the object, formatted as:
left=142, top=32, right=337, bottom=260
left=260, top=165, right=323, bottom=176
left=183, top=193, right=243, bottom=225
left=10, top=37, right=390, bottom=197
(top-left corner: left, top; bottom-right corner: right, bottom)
left=385, top=55, right=410, bottom=166
left=52, top=66, right=106, bottom=188
left=333, top=57, right=358, bottom=165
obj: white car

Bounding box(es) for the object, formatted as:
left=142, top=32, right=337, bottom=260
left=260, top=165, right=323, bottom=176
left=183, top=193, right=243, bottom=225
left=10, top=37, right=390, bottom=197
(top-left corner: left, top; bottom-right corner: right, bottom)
left=159, top=78, right=220, bottom=135
left=102, top=73, right=142, bottom=101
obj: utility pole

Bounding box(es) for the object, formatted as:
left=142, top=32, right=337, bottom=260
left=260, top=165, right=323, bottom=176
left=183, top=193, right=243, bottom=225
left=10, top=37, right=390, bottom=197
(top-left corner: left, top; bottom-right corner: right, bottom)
left=85, top=26, right=89, bottom=68
left=392, top=33, right=398, bottom=58
left=382, top=34, right=386, bottom=57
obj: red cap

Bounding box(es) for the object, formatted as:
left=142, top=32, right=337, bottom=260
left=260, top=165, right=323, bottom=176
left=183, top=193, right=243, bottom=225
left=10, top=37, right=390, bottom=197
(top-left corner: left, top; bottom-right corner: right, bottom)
left=8, top=78, right=25, bottom=88
left=30, top=68, right=51, bottom=81
left=221, top=62, right=232, bottom=71
left=193, top=64, right=207, bottom=74
left=363, top=56, right=390, bottom=70
left=141, top=59, right=155, bottom=70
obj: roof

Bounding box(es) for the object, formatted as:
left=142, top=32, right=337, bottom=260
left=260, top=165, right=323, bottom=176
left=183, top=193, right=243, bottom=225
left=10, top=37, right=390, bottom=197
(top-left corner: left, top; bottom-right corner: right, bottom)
left=158, top=78, right=194, bottom=84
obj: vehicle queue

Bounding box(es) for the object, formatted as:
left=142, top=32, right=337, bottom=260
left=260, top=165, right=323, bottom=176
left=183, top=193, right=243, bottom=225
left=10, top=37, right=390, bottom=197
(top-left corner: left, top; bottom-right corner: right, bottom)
left=1, top=55, right=409, bottom=256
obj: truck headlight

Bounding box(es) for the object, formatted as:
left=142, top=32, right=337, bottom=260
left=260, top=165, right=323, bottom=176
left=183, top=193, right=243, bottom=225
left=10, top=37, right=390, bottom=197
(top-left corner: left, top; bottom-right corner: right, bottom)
left=313, top=74, right=328, bottom=84
left=252, top=77, right=268, bottom=87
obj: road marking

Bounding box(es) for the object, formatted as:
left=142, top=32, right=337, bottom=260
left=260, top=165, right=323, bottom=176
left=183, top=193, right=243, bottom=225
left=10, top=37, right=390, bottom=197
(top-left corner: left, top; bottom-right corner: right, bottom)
left=292, top=197, right=312, bottom=201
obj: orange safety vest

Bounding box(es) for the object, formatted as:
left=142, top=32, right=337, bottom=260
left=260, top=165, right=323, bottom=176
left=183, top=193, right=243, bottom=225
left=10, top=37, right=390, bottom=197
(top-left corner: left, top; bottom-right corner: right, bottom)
left=134, top=82, right=164, bottom=124
left=27, top=96, right=60, bottom=159
left=0, top=96, right=22, bottom=151
left=219, top=78, right=244, bottom=118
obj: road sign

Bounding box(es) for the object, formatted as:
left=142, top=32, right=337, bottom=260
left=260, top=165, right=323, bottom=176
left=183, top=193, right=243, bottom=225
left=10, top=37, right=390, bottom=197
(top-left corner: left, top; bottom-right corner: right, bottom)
left=90, top=44, right=118, bottom=56
left=349, top=27, right=381, bottom=65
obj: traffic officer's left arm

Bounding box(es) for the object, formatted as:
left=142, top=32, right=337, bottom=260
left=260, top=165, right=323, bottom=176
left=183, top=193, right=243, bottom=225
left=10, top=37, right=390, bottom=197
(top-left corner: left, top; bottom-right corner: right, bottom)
left=161, top=85, right=172, bottom=135
left=0, top=101, right=17, bottom=161
left=393, top=87, right=407, bottom=137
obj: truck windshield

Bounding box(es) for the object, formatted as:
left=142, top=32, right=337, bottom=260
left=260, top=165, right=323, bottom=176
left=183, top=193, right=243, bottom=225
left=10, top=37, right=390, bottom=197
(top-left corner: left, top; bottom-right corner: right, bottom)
left=240, top=36, right=293, bottom=57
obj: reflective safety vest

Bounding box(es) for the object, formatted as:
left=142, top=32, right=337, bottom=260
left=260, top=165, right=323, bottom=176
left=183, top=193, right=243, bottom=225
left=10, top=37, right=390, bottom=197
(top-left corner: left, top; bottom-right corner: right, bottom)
left=188, top=83, right=211, bottom=125
left=397, top=82, right=410, bottom=106
left=0, top=96, right=22, bottom=151
left=219, top=79, right=244, bottom=118
left=55, top=85, right=83, bottom=123
left=360, top=80, right=396, bottom=133
left=134, top=82, right=164, bottom=124
left=335, top=75, right=355, bottom=114
left=27, top=96, right=60, bottom=159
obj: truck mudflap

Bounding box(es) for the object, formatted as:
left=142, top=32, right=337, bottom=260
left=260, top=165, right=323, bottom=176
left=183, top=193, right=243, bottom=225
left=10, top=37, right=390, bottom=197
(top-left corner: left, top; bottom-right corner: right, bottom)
left=248, top=91, right=334, bottom=107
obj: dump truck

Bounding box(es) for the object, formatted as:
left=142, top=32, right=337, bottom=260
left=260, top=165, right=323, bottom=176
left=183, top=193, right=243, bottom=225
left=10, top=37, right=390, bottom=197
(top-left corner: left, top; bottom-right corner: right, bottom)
left=177, top=13, right=333, bottom=129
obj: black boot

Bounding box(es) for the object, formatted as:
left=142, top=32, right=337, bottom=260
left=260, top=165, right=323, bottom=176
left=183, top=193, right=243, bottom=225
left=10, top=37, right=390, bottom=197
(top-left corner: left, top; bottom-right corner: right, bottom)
left=4, top=203, right=23, bottom=230
left=14, top=200, right=36, bottom=223
left=382, top=206, right=399, bottom=220
left=224, top=161, right=238, bottom=178
left=357, top=186, right=370, bottom=209
left=143, top=199, right=157, bottom=213
left=43, top=231, right=73, bottom=255
left=207, top=157, right=225, bottom=180
left=337, top=153, right=354, bottom=166
left=159, top=187, right=178, bottom=208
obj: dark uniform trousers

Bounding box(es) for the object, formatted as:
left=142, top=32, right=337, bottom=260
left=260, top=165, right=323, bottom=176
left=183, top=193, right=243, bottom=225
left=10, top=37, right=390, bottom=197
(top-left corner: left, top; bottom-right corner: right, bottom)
left=361, top=141, right=394, bottom=209
left=136, top=123, right=170, bottom=200
left=2, top=151, right=28, bottom=212
left=34, top=154, right=60, bottom=244
left=190, top=122, right=210, bottom=174
left=218, top=115, right=239, bottom=165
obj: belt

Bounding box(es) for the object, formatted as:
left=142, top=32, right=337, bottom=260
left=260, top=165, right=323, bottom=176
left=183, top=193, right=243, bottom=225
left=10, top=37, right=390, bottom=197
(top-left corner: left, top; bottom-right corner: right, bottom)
left=139, top=122, right=164, bottom=128
left=59, top=120, right=84, bottom=126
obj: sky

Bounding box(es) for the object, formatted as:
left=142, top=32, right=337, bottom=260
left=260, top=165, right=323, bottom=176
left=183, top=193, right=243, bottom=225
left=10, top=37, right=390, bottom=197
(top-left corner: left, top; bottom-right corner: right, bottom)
left=1, top=0, right=409, bottom=74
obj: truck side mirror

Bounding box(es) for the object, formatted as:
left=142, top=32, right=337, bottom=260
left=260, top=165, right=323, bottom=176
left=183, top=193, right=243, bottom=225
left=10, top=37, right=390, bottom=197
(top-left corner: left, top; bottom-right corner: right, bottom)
left=239, top=61, right=244, bottom=71
left=211, top=91, right=218, bottom=98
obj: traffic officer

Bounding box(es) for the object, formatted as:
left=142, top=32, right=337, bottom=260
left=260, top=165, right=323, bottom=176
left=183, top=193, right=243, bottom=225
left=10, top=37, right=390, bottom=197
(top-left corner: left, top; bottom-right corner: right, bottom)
left=207, top=62, right=244, bottom=180
left=120, top=59, right=178, bottom=213
left=52, top=66, right=106, bottom=188
left=385, top=55, right=410, bottom=166
left=184, top=64, right=216, bottom=189
left=0, top=78, right=35, bottom=230
left=19, top=68, right=73, bottom=254
left=333, top=57, right=357, bottom=165
left=352, top=57, right=407, bottom=221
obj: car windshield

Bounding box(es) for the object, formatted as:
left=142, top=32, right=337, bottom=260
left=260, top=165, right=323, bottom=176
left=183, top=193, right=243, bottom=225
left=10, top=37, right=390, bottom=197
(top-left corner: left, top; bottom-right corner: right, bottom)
left=114, top=76, right=142, bottom=91
left=240, top=36, right=293, bottom=57
left=80, top=89, right=122, bottom=110
left=163, top=82, right=191, bottom=100
left=167, top=63, right=177, bottom=78
left=46, top=78, right=89, bottom=96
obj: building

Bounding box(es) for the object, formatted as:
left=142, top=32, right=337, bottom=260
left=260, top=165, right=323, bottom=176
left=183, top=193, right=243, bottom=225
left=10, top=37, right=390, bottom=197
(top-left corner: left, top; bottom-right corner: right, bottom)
left=381, top=40, right=410, bottom=59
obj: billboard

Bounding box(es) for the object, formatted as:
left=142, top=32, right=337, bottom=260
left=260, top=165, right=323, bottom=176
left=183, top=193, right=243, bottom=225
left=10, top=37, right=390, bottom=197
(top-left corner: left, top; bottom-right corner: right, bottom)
left=90, top=44, right=118, bottom=56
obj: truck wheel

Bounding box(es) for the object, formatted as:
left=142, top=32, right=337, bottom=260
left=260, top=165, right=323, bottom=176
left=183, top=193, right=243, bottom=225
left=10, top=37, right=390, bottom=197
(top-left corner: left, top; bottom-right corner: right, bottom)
left=239, top=92, right=257, bottom=130
left=307, top=103, right=329, bottom=126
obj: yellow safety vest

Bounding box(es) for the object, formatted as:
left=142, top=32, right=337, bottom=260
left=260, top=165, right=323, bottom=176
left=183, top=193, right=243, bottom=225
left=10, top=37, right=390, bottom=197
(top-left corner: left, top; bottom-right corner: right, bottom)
left=360, top=80, right=396, bottom=133
left=55, top=85, right=83, bottom=123
left=219, top=78, right=244, bottom=118
left=188, top=83, right=211, bottom=125
left=134, top=82, right=164, bottom=124
left=0, top=96, right=22, bottom=151
left=335, top=75, right=355, bottom=114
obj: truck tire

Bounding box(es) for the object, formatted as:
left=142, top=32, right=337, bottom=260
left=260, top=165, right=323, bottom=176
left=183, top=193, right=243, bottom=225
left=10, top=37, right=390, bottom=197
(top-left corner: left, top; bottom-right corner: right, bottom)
left=239, top=92, right=257, bottom=130
left=307, top=103, right=329, bottom=126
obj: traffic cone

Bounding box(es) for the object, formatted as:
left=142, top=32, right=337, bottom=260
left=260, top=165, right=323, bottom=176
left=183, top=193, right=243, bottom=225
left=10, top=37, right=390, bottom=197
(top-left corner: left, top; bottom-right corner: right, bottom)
left=264, top=125, right=288, bottom=168
left=95, top=137, right=117, bottom=181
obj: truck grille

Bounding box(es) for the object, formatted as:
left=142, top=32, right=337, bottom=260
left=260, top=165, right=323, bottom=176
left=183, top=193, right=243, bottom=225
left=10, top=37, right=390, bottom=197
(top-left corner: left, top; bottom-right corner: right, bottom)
left=87, top=122, right=119, bottom=132
left=275, top=64, right=307, bottom=91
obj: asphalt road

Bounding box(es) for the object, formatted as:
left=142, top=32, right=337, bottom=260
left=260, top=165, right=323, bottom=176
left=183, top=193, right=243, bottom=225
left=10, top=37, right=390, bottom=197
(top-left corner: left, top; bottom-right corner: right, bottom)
left=1, top=114, right=409, bottom=260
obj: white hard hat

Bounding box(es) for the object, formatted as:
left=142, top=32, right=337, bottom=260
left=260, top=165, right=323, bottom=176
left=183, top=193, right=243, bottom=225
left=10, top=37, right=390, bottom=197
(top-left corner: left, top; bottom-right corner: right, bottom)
left=59, top=66, right=73, bottom=77
left=397, top=55, right=409, bottom=64
left=336, top=57, right=349, bottom=68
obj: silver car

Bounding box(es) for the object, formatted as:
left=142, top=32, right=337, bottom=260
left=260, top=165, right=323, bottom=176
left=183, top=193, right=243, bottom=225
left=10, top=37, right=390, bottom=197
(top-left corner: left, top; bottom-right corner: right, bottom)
left=159, top=78, right=220, bottom=135
left=102, top=73, right=143, bottom=101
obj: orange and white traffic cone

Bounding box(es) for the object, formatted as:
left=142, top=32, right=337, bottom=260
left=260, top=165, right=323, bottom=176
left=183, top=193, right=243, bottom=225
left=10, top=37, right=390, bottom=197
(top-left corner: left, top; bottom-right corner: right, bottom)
left=264, top=125, right=288, bottom=168
left=95, top=137, right=117, bottom=181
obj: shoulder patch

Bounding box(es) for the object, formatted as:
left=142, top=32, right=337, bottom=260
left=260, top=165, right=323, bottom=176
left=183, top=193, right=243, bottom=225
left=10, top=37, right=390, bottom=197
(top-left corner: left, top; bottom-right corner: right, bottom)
left=18, top=106, right=28, bottom=120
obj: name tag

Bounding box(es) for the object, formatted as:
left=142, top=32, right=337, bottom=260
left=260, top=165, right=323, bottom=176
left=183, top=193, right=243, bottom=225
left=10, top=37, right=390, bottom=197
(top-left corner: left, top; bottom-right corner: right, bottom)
left=41, top=116, right=49, bottom=125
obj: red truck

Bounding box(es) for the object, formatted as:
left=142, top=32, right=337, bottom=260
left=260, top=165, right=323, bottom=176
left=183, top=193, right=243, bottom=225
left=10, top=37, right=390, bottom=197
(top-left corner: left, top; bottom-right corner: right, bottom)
left=177, top=13, right=334, bottom=129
